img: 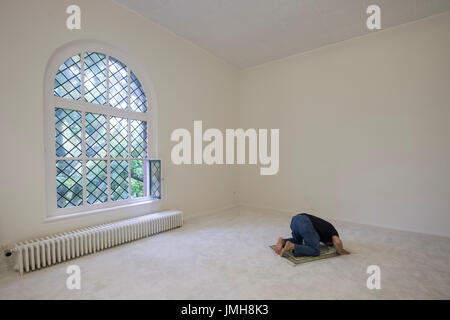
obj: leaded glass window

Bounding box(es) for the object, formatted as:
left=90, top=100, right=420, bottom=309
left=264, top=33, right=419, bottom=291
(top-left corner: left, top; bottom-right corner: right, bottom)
left=111, top=160, right=129, bottom=201
left=84, top=52, right=107, bottom=105
left=86, top=160, right=108, bottom=204
left=150, top=159, right=161, bottom=200
left=55, top=108, right=82, bottom=158
left=110, top=116, right=128, bottom=158
left=54, top=54, right=81, bottom=100
left=56, top=160, right=83, bottom=208
left=130, top=120, right=147, bottom=158
left=50, top=50, right=160, bottom=214
left=130, top=71, right=147, bottom=112
left=85, top=113, right=107, bottom=158
left=109, top=57, right=128, bottom=109
left=54, top=52, right=147, bottom=111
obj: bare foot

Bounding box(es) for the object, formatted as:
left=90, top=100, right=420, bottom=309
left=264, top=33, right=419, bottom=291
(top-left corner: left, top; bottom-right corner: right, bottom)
left=280, top=241, right=295, bottom=257
left=274, top=237, right=285, bottom=254
left=337, top=249, right=350, bottom=255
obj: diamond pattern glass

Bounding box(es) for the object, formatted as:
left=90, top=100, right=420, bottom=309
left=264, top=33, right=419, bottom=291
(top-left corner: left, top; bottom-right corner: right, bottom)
left=53, top=53, right=157, bottom=211
left=150, top=159, right=161, bottom=199
left=110, top=117, right=128, bottom=158
left=55, top=108, right=82, bottom=158
left=85, top=112, right=107, bottom=158
left=109, top=57, right=128, bottom=109
left=54, top=54, right=81, bottom=100
left=130, top=120, right=147, bottom=158
left=86, top=160, right=107, bottom=205
left=84, top=52, right=107, bottom=105
left=111, top=160, right=128, bottom=201
left=56, top=160, right=83, bottom=208
left=130, top=71, right=147, bottom=112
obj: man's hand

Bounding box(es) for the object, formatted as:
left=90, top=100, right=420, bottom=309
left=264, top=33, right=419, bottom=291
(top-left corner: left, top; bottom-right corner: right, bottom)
left=337, top=249, right=350, bottom=255
left=332, top=236, right=350, bottom=255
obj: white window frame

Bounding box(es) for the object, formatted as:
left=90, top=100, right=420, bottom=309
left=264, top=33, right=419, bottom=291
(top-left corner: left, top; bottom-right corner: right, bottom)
left=43, top=40, right=159, bottom=219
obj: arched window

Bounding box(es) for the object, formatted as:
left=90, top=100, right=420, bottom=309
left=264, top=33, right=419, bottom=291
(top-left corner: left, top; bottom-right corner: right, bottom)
left=45, top=45, right=160, bottom=219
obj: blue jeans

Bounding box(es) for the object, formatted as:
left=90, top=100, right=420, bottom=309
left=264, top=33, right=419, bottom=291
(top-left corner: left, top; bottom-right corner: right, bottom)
left=284, top=214, right=320, bottom=257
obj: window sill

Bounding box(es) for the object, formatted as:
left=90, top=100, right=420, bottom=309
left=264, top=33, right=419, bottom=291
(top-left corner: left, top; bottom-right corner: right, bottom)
left=45, top=199, right=160, bottom=223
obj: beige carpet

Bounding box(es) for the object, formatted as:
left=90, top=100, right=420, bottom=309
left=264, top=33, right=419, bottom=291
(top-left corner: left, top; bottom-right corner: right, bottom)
left=0, top=206, right=449, bottom=299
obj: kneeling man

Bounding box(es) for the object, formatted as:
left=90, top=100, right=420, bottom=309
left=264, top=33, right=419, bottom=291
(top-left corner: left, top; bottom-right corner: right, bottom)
left=275, top=213, right=350, bottom=257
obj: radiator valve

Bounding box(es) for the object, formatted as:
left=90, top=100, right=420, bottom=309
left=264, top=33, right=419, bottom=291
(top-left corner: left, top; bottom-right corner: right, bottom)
left=2, top=245, right=11, bottom=257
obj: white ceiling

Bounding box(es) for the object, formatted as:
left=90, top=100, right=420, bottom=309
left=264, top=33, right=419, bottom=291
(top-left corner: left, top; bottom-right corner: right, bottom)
left=114, top=0, right=450, bottom=68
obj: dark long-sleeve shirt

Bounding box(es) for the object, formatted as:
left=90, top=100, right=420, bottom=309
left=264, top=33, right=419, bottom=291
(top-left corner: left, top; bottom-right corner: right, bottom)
left=303, top=213, right=339, bottom=243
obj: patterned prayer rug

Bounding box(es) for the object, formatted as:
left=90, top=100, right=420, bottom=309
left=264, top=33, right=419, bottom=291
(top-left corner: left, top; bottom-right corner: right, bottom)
left=270, top=244, right=338, bottom=265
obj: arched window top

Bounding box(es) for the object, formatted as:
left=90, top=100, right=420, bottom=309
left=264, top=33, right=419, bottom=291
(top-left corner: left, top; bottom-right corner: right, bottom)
left=54, top=52, right=147, bottom=113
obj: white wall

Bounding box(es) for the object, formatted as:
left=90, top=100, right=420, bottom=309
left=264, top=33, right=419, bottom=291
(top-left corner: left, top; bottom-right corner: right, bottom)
left=1, top=1, right=449, bottom=246
left=237, top=13, right=450, bottom=237
left=0, top=0, right=238, bottom=245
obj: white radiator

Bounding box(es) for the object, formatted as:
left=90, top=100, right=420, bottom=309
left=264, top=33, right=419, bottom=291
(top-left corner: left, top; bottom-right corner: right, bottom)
left=12, top=210, right=183, bottom=275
